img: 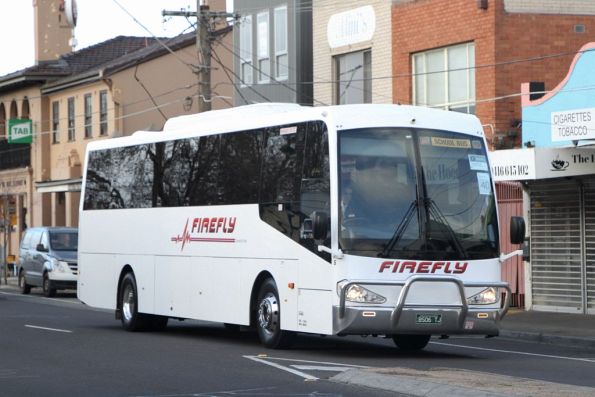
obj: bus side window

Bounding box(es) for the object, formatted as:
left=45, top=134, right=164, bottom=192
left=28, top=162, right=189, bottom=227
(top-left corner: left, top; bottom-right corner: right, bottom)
left=301, top=121, right=330, bottom=217
left=190, top=135, right=221, bottom=206
left=219, top=130, right=264, bottom=205
left=260, top=125, right=305, bottom=204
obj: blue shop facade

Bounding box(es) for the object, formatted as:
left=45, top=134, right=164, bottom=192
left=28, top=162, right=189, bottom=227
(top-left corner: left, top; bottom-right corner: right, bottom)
left=491, top=42, right=595, bottom=314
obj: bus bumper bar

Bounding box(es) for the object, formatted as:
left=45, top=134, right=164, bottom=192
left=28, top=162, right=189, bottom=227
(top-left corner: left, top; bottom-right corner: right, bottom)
left=335, top=276, right=511, bottom=335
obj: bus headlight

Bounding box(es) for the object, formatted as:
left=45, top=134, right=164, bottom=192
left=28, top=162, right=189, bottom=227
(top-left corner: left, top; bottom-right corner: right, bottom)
left=467, top=287, right=498, bottom=305
left=338, top=281, right=386, bottom=304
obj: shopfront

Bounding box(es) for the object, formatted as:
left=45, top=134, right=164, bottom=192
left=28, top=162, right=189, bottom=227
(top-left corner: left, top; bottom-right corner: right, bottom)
left=491, top=42, right=595, bottom=314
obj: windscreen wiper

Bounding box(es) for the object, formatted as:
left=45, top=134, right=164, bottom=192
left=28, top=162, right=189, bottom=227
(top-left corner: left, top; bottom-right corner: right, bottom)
left=379, top=200, right=417, bottom=258
left=425, top=197, right=468, bottom=259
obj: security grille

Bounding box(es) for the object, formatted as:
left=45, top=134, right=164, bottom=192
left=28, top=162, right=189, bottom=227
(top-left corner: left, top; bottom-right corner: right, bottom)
left=530, top=180, right=583, bottom=313
left=585, top=178, right=595, bottom=314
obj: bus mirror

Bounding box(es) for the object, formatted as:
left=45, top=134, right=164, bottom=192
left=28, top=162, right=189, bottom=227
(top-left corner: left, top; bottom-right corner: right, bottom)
left=510, top=216, right=525, bottom=245
left=311, top=211, right=329, bottom=240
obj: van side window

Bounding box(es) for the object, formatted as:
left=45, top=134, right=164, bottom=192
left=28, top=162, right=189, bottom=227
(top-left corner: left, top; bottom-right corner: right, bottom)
left=21, top=231, right=32, bottom=250
left=40, top=232, right=49, bottom=250
left=29, top=231, right=42, bottom=250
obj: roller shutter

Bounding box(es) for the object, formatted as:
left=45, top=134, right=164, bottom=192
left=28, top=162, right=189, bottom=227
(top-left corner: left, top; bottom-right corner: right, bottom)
left=530, top=180, right=582, bottom=313
left=585, top=178, right=595, bottom=314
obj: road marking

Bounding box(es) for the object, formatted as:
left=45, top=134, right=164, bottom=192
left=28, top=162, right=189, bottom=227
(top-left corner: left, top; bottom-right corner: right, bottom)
left=431, top=341, right=595, bottom=363
left=243, top=355, right=319, bottom=381
left=291, top=365, right=354, bottom=372
left=260, top=356, right=371, bottom=368
left=25, top=324, right=72, bottom=333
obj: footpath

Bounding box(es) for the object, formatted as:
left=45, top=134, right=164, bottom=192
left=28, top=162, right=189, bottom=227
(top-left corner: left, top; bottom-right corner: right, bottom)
left=2, top=276, right=595, bottom=396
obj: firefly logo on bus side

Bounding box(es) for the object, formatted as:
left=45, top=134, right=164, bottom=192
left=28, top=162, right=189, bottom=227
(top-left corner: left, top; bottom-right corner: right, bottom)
left=171, top=217, right=237, bottom=251
left=378, top=260, right=468, bottom=274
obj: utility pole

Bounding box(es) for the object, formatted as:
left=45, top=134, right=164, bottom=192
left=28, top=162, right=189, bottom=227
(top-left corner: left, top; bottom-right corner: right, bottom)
left=163, top=1, right=237, bottom=113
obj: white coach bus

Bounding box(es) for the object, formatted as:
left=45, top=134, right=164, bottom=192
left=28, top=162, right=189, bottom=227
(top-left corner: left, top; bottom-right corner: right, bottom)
left=78, top=103, right=525, bottom=350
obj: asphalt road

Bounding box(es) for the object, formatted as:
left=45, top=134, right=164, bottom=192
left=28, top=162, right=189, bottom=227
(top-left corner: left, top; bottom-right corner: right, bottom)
left=1, top=289, right=595, bottom=397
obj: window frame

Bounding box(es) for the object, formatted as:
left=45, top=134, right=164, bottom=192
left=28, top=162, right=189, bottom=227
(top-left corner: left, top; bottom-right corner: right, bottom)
left=67, top=97, right=75, bottom=141
left=334, top=49, right=372, bottom=105
left=412, top=42, right=476, bottom=114
left=239, top=15, right=253, bottom=86
left=256, top=10, right=270, bottom=84
left=84, top=93, right=93, bottom=139
left=274, top=5, right=288, bottom=80
left=52, top=101, right=60, bottom=144
left=99, top=90, right=108, bottom=136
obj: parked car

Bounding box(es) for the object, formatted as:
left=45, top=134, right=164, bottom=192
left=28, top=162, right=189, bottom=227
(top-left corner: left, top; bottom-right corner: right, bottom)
left=17, top=227, right=78, bottom=297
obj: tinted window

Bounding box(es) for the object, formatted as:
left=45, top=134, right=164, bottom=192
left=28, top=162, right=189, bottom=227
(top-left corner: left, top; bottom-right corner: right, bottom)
left=260, top=125, right=305, bottom=204
left=301, top=121, right=330, bottom=216
left=189, top=135, right=221, bottom=206
left=219, top=130, right=264, bottom=204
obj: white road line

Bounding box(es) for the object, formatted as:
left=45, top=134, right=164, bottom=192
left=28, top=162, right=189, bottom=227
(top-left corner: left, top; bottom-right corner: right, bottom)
left=25, top=324, right=73, bottom=333
left=262, top=356, right=371, bottom=368
left=431, top=341, right=595, bottom=363
left=243, top=355, right=319, bottom=381
left=291, top=365, right=354, bottom=372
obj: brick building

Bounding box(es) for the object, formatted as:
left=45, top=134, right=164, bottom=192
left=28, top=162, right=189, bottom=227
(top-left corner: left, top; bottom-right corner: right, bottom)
left=392, top=0, right=595, bottom=148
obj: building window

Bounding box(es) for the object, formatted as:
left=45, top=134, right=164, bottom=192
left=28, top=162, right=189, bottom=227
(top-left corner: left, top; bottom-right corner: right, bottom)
left=257, top=11, right=270, bottom=83
left=67, top=97, right=75, bottom=141
left=413, top=42, right=476, bottom=114
left=334, top=50, right=372, bottom=105
left=274, top=6, right=288, bottom=80
left=239, top=15, right=253, bottom=85
left=84, top=94, right=92, bottom=138
left=52, top=101, right=60, bottom=144
left=99, top=90, right=108, bottom=136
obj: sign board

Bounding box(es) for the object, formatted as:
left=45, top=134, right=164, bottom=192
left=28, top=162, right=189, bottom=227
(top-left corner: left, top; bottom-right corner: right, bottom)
left=327, top=6, right=376, bottom=49
left=8, top=119, right=32, bottom=144
left=490, top=147, right=595, bottom=181
left=551, top=108, right=595, bottom=142
left=489, top=149, right=536, bottom=181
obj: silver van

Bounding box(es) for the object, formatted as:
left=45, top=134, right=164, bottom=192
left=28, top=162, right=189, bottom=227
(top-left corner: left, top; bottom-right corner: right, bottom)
left=17, top=227, right=78, bottom=297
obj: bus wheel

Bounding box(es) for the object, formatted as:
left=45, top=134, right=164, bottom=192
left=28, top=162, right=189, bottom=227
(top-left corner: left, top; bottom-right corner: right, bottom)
left=256, top=279, right=294, bottom=349
left=120, top=273, right=149, bottom=331
left=42, top=274, right=56, bottom=297
left=392, top=334, right=431, bottom=351
left=18, top=269, right=31, bottom=295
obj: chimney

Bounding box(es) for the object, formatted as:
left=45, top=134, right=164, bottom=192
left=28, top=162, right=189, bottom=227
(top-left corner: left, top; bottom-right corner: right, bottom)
left=33, top=0, right=75, bottom=63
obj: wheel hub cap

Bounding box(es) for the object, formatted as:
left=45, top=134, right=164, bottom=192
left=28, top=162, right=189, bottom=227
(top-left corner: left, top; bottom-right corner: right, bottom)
left=258, top=293, right=279, bottom=335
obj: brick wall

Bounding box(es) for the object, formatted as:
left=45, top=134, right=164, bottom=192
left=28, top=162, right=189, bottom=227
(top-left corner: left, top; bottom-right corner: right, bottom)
left=393, top=0, right=595, bottom=147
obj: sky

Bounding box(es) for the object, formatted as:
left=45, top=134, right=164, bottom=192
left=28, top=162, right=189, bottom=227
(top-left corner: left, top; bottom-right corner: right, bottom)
left=0, top=1, right=231, bottom=77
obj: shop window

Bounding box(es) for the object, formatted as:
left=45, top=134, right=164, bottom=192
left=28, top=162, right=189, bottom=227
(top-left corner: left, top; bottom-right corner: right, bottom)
left=334, top=50, right=372, bottom=105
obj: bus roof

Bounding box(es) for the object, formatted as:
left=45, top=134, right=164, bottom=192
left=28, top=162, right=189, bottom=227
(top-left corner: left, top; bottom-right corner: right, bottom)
left=85, top=103, right=484, bottom=152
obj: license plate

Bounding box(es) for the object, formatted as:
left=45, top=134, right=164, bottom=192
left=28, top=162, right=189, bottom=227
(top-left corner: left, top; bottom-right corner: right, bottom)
left=416, top=314, right=442, bottom=324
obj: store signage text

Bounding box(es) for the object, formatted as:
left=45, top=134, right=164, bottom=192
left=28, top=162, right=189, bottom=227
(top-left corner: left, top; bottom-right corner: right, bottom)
left=551, top=108, right=595, bottom=142
left=327, top=6, right=375, bottom=48
left=8, top=119, right=33, bottom=144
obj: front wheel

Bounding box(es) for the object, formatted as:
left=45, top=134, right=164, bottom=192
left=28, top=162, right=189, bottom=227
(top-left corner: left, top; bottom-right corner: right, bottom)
left=42, top=274, right=56, bottom=297
left=256, top=279, right=294, bottom=349
left=18, top=270, right=31, bottom=295
left=392, top=334, right=431, bottom=351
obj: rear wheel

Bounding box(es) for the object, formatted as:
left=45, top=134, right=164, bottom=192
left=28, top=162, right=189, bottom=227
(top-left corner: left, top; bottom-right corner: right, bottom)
left=120, top=273, right=167, bottom=331
left=120, top=273, right=149, bottom=331
left=42, top=274, right=56, bottom=297
left=392, top=334, right=431, bottom=351
left=18, top=270, right=31, bottom=295
left=256, top=278, right=294, bottom=349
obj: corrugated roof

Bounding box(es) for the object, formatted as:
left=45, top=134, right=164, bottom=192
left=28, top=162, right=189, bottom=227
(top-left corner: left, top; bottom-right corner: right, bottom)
left=0, top=36, right=158, bottom=92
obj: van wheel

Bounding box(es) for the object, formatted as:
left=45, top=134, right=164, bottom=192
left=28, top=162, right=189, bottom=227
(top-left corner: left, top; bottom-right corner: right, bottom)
left=42, top=274, right=56, bottom=297
left=118, top=273, right=151, bottom=332
left=18, top=270, right=31, bottom=295
left=256, top=278, right=294, bottom=349
left=392, top=334, right=431, bottom=351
